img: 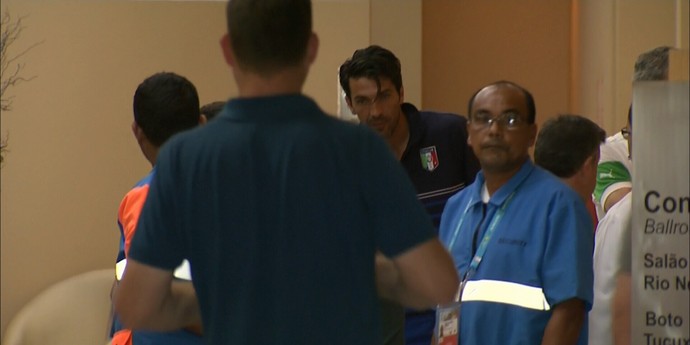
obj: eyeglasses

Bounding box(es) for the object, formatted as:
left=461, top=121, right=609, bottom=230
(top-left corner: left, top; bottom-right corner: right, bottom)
left=621, top=127, right=631, bottom=139
left=470, top=112, right=525, bottom=130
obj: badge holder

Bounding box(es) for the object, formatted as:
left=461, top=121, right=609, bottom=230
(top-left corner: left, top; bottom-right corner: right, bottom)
left=434, top=301, right=460, bottom=345
left=433, top=279, right=468, bottom=345
left=436, top=190, right=516, bottom=345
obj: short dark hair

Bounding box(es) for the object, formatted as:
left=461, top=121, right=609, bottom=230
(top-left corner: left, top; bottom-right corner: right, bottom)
left=467, top=81, right=536, bottom=124
left=634, top=46, right=672, bottom=81
left=200, top=101, right=226, bottom=121
left=338, top=45, right=403, bottom=100
left=133, top=72, right=200, bottom=147
left=534, top=114, right=606, bottom=178
left=226, top=0, right=312, bottom=76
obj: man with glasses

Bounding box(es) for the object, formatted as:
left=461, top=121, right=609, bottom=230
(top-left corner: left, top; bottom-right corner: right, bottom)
left=439, top=81, right=593, bottom=345
left=590, top=46, right=675, bottom=345
left=589, top=106, right=633, bottom=345
left=339, top=45, right=479, bottom=345
left=610, top=109, right=633, bottom=345
left=594, top=46, right=674, bottom=220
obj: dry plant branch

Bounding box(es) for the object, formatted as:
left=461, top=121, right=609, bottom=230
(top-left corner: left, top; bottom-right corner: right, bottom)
left=1, top=10, right=42, bottom=112
left=1, top=10, right=42, bottom=164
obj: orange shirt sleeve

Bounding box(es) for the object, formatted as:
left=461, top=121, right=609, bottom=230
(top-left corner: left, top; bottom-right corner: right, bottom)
left=117, top=185, right=150, bottom=257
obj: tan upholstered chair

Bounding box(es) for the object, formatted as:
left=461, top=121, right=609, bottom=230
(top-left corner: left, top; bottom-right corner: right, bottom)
left=3, top=269, right=115, bottom=345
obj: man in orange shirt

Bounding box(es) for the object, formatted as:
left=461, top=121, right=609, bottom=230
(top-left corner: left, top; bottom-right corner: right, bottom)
left=111, top=72, right=206, bottom=345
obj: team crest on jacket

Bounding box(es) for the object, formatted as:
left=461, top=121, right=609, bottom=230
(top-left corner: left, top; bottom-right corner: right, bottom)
left=420, top=146, right=439, bottom=172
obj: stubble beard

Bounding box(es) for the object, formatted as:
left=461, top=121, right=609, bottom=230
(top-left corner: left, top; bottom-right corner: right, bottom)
left=479, top=150, right=527, bottom=175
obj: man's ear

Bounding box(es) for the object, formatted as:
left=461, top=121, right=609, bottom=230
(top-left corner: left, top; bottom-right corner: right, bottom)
left=584, top=153, right=599, bottom=171
left=199, top=114, right=208, bottom=125
left=527, top=123, right=538, bottom=147
left=467, top=122, right=473, bottom=146
left=398, top=85, right=405, bottom=104
left=131, top=121, right=146, bottom=146
left=575, top=154, right=597, bottom=180
left=344, top=93, right=356, bottom=114
left=304, top=32, right=319, bottom=66
left=220, top=33, right=235, bottom=68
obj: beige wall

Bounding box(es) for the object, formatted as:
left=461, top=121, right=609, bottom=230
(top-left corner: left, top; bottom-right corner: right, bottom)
left=370, top=0, right=422, bottom=107
left=570, top=0, right=615, bottom=127
left=308, top=1, right=372, bottom=114
left=0, top=0, right=377, bottom=336
left=3, top=0, right=685, bottom=339
left=422, top=0, right=572, bottom=130
left=1, top=1, right=226, bottom=336
left=574, top=0, right=689, bottom=134
left=422, top=0, right=688, bottom=136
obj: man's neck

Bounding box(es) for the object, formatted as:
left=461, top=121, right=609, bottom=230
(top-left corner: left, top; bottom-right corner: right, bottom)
left=560, top=175, right=590, bottom=203
left=482, top=158, right=527, bottom=196
left=234, top=67, right=306, bottom=98
left=483, top=173, right=513, bottom=196
left=140, top=141, right=159, bottom=167
left=389, top=108, right=410, bottom=160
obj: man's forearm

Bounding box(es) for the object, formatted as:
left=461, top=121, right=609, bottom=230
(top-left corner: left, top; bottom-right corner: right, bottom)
left=175, top=280, right=204, bottom=335
left=375, top=252, right=401, bottom=301
left=541, top=299, right=586, bottom=345
left=375, top=240, right=459, bottom=310
left=604, top=188, right=631, bottom=212
left=613, top=273, right=631, bottom=345
left=375, top=252, right=424, bottom=308
left=146, top=281, right=201, bottom=331
left=115, top=261, right=202, bottom=332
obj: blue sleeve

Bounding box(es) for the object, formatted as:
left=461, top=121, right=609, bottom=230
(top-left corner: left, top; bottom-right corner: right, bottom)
left=439, top=191, right=471, bottom=275
left=541, top=191, right=594, bottom=310
left=128, top=143, right=186, bottom=271
left=359, top=129, right=435, bottom=258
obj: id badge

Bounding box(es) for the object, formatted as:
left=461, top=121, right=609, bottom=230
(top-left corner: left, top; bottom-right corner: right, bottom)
left=434, top=302, right=460, bottom=345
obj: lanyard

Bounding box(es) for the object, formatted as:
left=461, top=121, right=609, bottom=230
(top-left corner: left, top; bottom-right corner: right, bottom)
left=448, top=192, right=516, bottom=304
left=448, top=191, right=516, bottom=273
left=467, top=192, right=514, bottom=273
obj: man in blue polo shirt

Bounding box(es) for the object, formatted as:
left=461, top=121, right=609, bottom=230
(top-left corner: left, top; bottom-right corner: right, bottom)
left=339, top=45, right=479, bottom=345
left=439, top=81, right=593, bottom=345
left=114, top=1, right=460, bottom=344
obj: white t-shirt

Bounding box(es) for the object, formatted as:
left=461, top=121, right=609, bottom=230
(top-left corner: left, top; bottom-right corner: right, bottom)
left=589, top=192, right=632, bottom=345
left=594, top=132, right=632, bottom=219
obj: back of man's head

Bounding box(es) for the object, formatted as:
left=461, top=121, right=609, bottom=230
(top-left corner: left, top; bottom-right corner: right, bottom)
left=133, top=72, right=200, bottom=147
left=338, top=45, right=403, bottom=99
left=226, top=0, right=312, bottom=76
left=535, top=114, right=606, bottom=178
left=633, top=46, right=674, bottom=81
left=200, top=101, right=226, bottom=121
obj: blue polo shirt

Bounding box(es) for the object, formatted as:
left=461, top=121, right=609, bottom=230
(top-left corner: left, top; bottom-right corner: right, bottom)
left=129, top=94, right=435, bottom=345
left=439, top=160, right=593, bottom=345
